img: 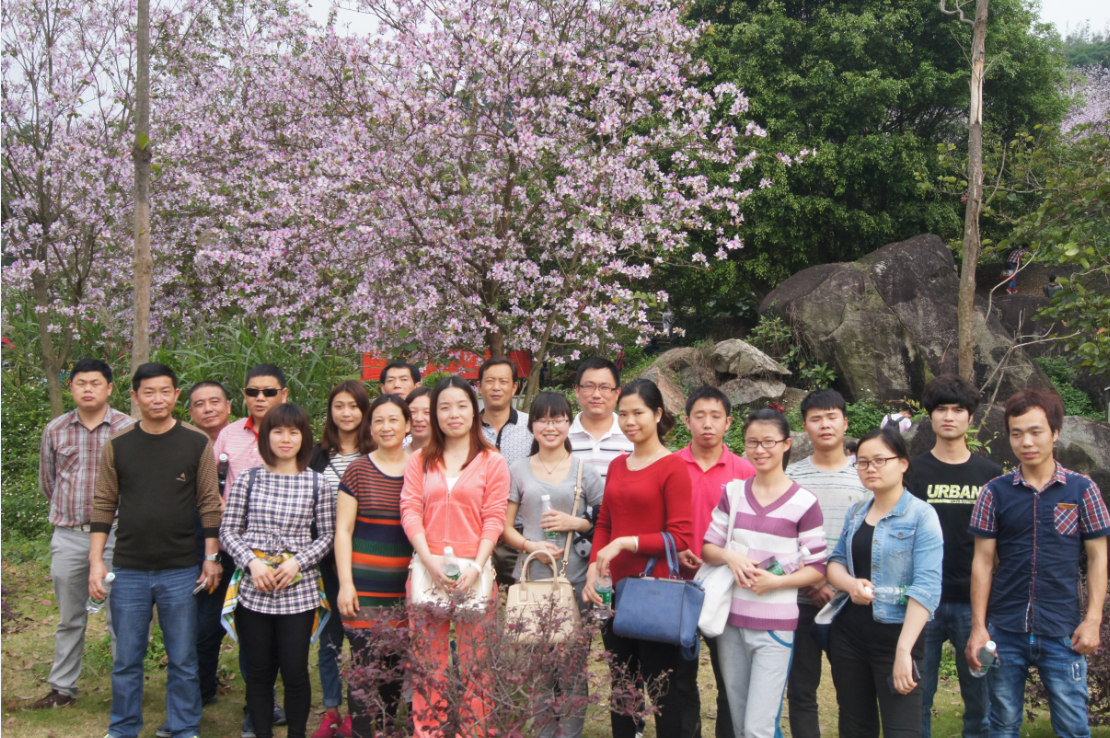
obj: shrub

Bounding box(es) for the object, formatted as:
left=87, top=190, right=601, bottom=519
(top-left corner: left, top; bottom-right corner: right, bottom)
left=1, top=373, right=55, bottom=539
left=845, top=396, right=887, bottom=437
left=1034, top=357, right=1099, bottom=418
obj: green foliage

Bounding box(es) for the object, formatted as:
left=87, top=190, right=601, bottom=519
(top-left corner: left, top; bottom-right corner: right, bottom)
left=1, top=372, right=55, bottom=539
left=658, top=0, right=1068, bottom=309
left=745, top=314, right=799, bottom=368
left=1036, top=357, right=1100, bottom=417
left=153, top=320, right=360, bottom=424
left=1064, top=23, right=1110, bottom=68
left=421, top=371, right=453, bottom=388
left=797, top=361, right=837, bottom=391
left=845, top=397, right=887, bottom=437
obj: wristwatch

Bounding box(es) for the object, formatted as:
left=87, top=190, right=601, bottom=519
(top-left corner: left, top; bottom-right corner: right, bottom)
left=467, top=560, right=483, bottom=574
left=203, top=553, right=220, bottom=562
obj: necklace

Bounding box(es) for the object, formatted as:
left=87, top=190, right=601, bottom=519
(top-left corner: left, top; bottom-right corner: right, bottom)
left=539, top=453, right=569, bottom=475
left=627, top=447, right=664, bottom=471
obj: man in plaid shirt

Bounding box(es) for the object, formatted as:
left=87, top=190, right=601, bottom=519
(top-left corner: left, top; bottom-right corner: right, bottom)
left=30, top=359, right=134, bottom=710
left=967, top=389, right=1108, bottom=738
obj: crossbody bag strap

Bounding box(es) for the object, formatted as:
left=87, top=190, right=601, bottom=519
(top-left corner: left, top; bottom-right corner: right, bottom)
left=558, top=460, right=585, bottom=577
left=244, top=466, right=260, bottom=532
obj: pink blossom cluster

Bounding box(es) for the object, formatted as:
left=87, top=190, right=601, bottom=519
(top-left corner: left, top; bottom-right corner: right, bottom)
left=1062, top=66, right=1110, bottom=136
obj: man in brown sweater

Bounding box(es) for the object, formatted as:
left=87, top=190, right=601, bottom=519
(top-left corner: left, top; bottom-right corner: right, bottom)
left=88, top=363, right=222, bottom=738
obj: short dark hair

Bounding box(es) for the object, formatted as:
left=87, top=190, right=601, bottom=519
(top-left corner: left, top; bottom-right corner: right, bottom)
left=188, top=380, right=229, bottom=403
left=131, top=362, right=178, bottom=392
left=380, top=361, right=420, bottom=385
left=685, top=385, right=731, bottom=417
left=527, top=391, right=575, bottom=455
left=800, top=389, right=846, bottom=421
left=478, top=357, right=517, bottom=384
left=1004, top=389, right=1065, bottom=434
left=1048, top=274, right=1057, bottom=281
left=257, top=403, right=314, bottom=472
left=246, top=363, right=287, bottom=389
left=575, top=357, right=620, bottom=389
left=921, top=373, right=980, bottom=415
left=744, top=408, right=793, bottom=468
left=71, top=358, right=113, bottom=384
left=405, top=386, right=432, bottom=404
left=618, top=378, right=675, bottom=441
left=856, top=426, right=913, bottom=477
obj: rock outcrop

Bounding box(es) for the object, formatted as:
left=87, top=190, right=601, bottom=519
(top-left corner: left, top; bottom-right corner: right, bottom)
left=760, top=234, right=1053, bottom=403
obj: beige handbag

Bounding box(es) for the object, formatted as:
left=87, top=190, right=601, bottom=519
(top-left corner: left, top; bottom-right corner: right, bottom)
left=504, top=462, right=584, bottom=642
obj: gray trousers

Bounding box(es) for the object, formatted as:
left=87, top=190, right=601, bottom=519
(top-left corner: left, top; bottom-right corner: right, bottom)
left=48, top=525, right=116, bottom=697
left=716, top=625, right=794, bottom=738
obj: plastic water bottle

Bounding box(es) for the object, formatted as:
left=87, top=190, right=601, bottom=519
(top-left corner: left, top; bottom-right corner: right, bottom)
left=971, top=641, right=998, bottom=678
left=541, top=495, right=559, bottom=543
left=760, top=546, right=811, bottom=575
left=864, top=584, right=909, bottom=605
left=86, top=572, right=115, bottom=613
left=443, top=547, right=461, bottom=581
left=594, top=576, right=613, bottom=620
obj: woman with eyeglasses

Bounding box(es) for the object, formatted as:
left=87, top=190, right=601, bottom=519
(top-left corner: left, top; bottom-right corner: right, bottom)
left=824, top=427, right=943, bottom=737
left=500, top=391, right=604, bottom=738
left=701, top=408, right=827, bottom=738
left=583, top=378, right=697, bottom=738
left=307, top=381, right=376, bottom=737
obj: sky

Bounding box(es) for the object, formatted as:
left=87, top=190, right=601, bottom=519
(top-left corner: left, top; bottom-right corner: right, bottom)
left=1036, top=0, right=1110, bottom=36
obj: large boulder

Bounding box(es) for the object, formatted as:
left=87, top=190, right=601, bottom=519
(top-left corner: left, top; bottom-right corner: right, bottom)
left=719, top=377, right=786, bottom=407
left=711, top=339, right=791, bottom=378
left=638, top=365, right=687, bottom=417
left=651, top=347, right=718, bottom=390
left=760, top=234, right=1053, bottom=403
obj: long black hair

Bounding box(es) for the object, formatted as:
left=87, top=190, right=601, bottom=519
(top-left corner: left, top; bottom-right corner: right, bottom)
left=744, top=408, right=793, bottom=469
left=527, top=391, right=574, bottom=455
left=618, top=378, right=676, bottom=442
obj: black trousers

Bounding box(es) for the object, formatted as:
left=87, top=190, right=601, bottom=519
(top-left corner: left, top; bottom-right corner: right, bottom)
left=705, top=635, right=734, bottom=738
left=786, top=602, right=824, bottom=738
left=601, top=620, right=702, bottom=738
left=346, top=629, right=404, bottom=738
left=829, top=617, right=924, bottom=738
left=236, top=606, right=315, bottom=738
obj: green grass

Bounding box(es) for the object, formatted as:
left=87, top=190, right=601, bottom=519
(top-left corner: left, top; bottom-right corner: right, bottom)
left=2, top=539, right=1101, bottom=738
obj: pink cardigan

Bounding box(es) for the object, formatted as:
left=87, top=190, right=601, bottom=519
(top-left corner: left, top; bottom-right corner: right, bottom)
left=399, top=448, right=511, bottom=558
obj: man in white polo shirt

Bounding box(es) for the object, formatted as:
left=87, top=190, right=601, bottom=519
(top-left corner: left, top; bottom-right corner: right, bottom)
left=568, top=357, right=634, bottom=481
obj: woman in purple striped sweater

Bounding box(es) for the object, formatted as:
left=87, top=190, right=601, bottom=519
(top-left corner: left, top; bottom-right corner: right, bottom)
left=702, top=408, right=827, bottom=738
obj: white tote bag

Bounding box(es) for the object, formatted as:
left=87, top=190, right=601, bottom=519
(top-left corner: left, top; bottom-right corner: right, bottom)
left=409, top=552, right=495, bottom=611
left=695, top=479, right=747, bottom=638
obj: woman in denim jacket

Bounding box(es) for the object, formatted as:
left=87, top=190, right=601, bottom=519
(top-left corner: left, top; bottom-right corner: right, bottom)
left=825, top=427, right=943, bottom=738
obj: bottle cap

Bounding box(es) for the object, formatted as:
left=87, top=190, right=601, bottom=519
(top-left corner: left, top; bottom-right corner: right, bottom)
left=443, top=546, right=454, bottom=555
left=219, top=454, right=229, bottom=462
left=105, top=572, right=116, bottom=583
left=541, top=495, right=551, bottom=501
left=985, top=641, right=996, bottom=651
left=800, top=546, right=810, bottom=556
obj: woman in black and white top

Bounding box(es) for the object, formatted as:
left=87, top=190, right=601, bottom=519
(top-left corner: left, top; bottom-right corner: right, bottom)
left=308, top=380, right=375, bottom=736
left=221, top=403, right=336, bottom=738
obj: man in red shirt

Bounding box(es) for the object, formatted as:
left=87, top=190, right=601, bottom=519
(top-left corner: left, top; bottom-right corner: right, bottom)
left=675, top=386, right=756, bottom=738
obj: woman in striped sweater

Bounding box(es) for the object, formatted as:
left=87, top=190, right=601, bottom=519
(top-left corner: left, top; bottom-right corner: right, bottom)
left=334, top=394, right=413, bottom=738
left=702, top=408, right=827, bottom=738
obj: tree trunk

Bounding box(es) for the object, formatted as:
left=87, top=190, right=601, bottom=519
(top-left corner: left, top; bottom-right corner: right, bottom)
left=33, top=272, right=67, bottom=418
left=130, top=0, right=152, bottom=416
left=956, top=0, right=989, bottom=380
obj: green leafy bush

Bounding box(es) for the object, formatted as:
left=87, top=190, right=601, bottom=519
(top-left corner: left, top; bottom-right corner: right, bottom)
left=1, top=373, right=55, bottom=540
left=845, top=397, right=887, bottom=438
left=1035, top=357, right=1099, bottom=418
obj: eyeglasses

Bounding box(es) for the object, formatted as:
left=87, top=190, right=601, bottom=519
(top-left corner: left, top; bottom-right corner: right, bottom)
left=744, top=438, right=788, bottom=449
left=854, top=457, right=898, bottom=471
left=578, top=383, right=617, bottom=395
left=244, top=388, right=280, bottom=398
left=533, top=417, right=571, bottom=428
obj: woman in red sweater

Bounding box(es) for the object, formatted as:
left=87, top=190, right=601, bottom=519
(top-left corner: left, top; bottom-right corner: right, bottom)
left=399, top=376, right=510, bottom=737
left=584, top=378, right=698, bottom=738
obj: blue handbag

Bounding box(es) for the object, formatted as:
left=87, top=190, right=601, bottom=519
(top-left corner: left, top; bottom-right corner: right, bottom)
left=612, top=532, right=704, bottom=660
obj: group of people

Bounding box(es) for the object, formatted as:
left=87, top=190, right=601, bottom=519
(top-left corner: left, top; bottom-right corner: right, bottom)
left=33, top=352, right=1107, bottom=738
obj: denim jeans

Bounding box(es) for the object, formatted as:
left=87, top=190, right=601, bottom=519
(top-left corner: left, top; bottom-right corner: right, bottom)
left=317, top=558, right=344, bottom=708
left=195, top=551, right=234, bottom=702
left=989, top=628, right=1090, bottom=738
left=108, top=567, right=201, bottom=738
left=921, top=600, right=990, bottom=738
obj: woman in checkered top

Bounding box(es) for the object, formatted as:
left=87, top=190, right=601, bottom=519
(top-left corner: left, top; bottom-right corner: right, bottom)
left=220, top=404, right=337, bottom=738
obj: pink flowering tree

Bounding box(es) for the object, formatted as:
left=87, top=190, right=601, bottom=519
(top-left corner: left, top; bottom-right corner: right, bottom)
left=1, top=0, right=139, bottom=415
left=1062, top=66, right=1110, bottom=136
left=165, top=0, right=774, bottom=401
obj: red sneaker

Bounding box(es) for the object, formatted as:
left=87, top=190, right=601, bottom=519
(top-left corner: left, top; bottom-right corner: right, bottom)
left=335, top=714, right=353, bottom=738
left=311, top=711, right=341, bottom=738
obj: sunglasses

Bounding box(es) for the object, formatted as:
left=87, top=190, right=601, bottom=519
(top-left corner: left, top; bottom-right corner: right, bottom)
left=244, top=388, right=281, bottom=398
